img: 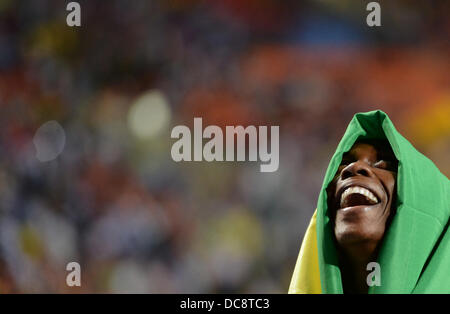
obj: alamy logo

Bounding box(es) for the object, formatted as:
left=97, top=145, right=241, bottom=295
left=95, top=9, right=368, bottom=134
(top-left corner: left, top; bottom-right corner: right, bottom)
left=66, top=262, right=81, bottom=287
left=66, top=2, right=81, bottom=27
left=366, top=262, right=381, bottom=287
left=171, top=118, right=279, bottom=172
left=366, top=2, right=381, bottom=27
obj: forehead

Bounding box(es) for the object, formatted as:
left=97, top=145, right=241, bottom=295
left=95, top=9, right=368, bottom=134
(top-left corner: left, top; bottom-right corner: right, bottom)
left=346, top=140, right=396, bottom=160
left=349, top=143, right=377, bottom=154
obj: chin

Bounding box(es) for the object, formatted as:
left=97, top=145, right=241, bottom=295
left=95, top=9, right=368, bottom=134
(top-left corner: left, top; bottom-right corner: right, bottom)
left=334, top=223, right=384, bottom=246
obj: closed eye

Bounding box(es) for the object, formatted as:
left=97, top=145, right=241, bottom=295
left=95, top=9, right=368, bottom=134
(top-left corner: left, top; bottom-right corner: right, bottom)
left=374, top=160, right=397, bottom=171
left=373, top=160, right=387, bottom=169
left=340, top=156, right=355, bottom=166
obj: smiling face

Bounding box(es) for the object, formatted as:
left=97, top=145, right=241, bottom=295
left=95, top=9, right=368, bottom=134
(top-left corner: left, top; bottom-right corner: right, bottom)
left=328, top=140, right=397, bottom=248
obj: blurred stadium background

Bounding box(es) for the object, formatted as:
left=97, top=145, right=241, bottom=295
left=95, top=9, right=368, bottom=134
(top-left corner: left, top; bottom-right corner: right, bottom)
left=0, top=0, right=448, bottom=293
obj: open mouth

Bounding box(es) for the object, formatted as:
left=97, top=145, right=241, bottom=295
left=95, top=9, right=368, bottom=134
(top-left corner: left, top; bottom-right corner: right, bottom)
left=340, top=186, right=379, bottom=208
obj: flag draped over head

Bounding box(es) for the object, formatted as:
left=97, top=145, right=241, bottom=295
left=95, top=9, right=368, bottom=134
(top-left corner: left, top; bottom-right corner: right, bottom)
left=289, top=110, right=450, bottom=294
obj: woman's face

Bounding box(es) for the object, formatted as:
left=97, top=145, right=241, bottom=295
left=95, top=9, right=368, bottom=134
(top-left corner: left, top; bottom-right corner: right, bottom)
left=328, top=140, right=397, bottom=247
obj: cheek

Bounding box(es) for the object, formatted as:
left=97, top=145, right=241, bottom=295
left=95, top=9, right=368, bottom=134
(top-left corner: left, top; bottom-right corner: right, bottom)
left=326, top=175, right=340, bottom=201
left=377, top=172, right=396, bottom=221
left=384, top=173, right=397, bottom=200
left=375, top=170, right=397, bottom=198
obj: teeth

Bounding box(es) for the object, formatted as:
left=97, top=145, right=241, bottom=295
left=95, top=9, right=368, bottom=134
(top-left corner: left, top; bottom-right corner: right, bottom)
left=340, top=186, right=378, bottom=207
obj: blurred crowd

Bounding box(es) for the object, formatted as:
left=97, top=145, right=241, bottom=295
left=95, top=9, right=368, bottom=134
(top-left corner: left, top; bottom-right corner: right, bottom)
left=0, top=0, right=448, bottom=293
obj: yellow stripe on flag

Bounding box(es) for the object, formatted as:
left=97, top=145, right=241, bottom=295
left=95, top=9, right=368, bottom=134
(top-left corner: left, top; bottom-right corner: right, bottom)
left=288, top=210, right=321, bottom=294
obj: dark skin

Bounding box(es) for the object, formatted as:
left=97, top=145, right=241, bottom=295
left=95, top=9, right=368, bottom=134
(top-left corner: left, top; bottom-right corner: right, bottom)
left=327, top=139, right=397, bottom=294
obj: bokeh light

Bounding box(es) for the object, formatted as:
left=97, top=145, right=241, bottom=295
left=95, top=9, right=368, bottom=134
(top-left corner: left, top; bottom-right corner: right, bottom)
left=127, top=90, right=171, bottom=140
left=33, top=120, right=66, bottom=162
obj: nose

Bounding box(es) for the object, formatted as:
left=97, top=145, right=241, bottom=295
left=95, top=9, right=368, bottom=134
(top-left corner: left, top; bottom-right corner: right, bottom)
left=341, top=160, right=374, bottom=180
